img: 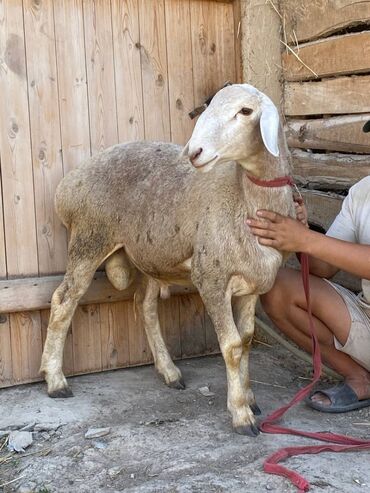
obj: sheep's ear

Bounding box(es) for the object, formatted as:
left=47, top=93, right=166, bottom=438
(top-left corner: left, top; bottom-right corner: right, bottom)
left=260, top=101, right=280, bottom=157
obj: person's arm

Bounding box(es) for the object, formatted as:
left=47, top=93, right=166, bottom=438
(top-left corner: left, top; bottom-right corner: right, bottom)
left=246, top=211, right=370, bottom=280
left=293, top=200, right=338, bottom=278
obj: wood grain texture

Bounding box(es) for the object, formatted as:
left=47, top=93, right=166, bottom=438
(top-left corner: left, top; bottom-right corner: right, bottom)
left=165, top=0, right=195, bottom=145
left=286, top=115, right=370, bottom=153
left=138, top=0, right=171, bottom=140
left=285, top=75, right=370, bottom=116
left=0, top=316, right=12, bottom=387
left=292, top=149, right=370, bottom=190
left=282, top=0, right=370, bottom=43
left=240, top=0, right=282, bottom=105
left=100, top=301, right=130, bottom=369
left=83, top=0, right=118, bottom=152
left=54, top=0, right=91, bottom=172
left=283, top=32, right=370, bottom=82
left=128, top=299, right=152, bottom=365
left=179, top=294, right=206, bottom=358
left=0, top=162, right=6, bottom=278
left=191, top=0, right=236, bottom=106
left=10, top=311, right=43, bottom=384
left=111, top=0, right=144, bottom=142
left=23, top=0, right=67, bottom=275
left=73, top=304, right=102, bottom=374
left=0, top=0, right=38, bottom=277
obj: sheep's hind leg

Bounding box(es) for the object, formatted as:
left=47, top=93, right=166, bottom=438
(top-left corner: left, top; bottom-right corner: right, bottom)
left=136, top=277, right=184, bottom=389
left=199, top=290, right=259, bottom=436
left=233, top=295, right=261, bottom=415
left=40, top=236, right=115, bottom=397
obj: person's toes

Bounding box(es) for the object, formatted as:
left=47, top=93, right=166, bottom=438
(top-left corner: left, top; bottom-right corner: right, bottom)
left=310, top=392, right=331, bottom=407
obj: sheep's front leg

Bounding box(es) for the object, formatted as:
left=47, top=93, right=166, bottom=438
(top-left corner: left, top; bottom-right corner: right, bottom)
left=233, top=295, right=260, bottom=415
left=200, top=291, right=259, bottom=436
left=136, top=277, right=184, bottom=389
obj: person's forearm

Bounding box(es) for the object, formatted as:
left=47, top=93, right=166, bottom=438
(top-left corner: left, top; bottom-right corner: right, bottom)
left=302, top=230, right=370, bottom=280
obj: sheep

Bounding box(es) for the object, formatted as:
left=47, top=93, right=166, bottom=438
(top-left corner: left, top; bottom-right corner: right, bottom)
left=40, top=83, right=295, bottom=436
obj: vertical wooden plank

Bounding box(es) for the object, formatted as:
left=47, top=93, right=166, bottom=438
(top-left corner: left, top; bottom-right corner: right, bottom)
left=73, top=305, right=102, bottom=374
left=83, top=0, right=118, bottom=152
left=179, top=294, right=206, bottom=358
left=190, top=0, right=235, bottom=106
left=138, top=0, right=171, bottom=141
left=240, top=0, right=282, bottom=106
left=83, top=0, right=122, bottom=372
left=54, top=0, right=91, bottom=173
left=233, top=0, right=242, bottom=84
left=128, top=300, right=152, bottom=365
left=54, top=0, right=99, bottom=373
left=0, top=0, right=43, bottom=386
left=100, top=301, right=130, bottom=369
left=164, top=0, right=194, bottom=145
left=159, top=296, right=181, bottom=360
left=11, top=311, right=42, bottom=384
left=0, top=315, right=12, bottom=387
left=23, top=0, right=67, bottom=275
left=0, top=165, right=6, bottom=278
left=111, top=0, right=144, bottom=142
left=0, top=0, right=38, bottom=276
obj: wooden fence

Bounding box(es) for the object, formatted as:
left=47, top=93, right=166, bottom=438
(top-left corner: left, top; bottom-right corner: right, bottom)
left=0, top=0, right=241, bottom=388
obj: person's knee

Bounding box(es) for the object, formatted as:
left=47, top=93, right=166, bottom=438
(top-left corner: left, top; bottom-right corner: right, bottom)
left=261, top=268, right=298, bottom=319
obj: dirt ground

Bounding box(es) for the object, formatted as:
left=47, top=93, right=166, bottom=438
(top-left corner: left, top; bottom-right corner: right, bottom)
left=1, top=343, right=370, bottom=493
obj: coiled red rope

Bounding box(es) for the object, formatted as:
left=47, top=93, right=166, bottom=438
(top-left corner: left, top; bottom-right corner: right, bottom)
left=259, top=253, right=370, bottom=492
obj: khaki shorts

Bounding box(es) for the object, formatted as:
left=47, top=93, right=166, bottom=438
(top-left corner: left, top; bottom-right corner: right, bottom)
left=325, top=280, right=370, bottom=372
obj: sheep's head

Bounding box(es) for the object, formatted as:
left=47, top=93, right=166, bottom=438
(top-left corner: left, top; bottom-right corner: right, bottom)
left=184, top=84, right=281, bottom=173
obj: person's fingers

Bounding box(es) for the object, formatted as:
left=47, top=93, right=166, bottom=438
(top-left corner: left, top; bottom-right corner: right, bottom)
left=256, top=210, right=282, bottom=223
left=258, top=237, right=278, bottom=247
left=249, top=227, right=277, bottom=239
left=246, top=218, right=274, bottom=229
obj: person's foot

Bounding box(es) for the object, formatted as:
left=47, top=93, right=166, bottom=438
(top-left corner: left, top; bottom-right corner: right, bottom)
left=311, top=374, right=370, bottom=407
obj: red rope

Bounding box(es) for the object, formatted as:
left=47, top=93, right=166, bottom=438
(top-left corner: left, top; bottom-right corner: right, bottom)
left=259, top=253, right=370, bottom=492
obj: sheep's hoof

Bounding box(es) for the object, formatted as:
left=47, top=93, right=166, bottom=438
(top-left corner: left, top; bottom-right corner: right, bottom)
left=234, top=422, right=260, bottom=437
left=48, top=386, right=74, bottom=399
left=167, top=377, right=186, bottom=390
left=250, top=402, right=261, bottom=416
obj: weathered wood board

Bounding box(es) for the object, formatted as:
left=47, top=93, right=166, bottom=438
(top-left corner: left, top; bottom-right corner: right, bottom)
left=286, top=115, right=370, bottom=153
left=292, top=149, right=370, bottom=190
left=282, top=0, right=370, bottom=43
left=283, top=32, right=370, bottom=82
left=285, top=76, right=370, bottom=116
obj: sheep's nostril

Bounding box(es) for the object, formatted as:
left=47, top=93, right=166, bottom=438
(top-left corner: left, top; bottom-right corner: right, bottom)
left=189, top=147, right=203, bottom=163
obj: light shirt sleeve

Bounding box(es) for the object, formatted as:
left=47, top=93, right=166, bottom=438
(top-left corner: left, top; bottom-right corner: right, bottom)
left=325, top=191, right=357, bottom=243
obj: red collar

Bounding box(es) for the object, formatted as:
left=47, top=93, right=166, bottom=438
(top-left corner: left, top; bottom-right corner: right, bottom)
left=246, top=173, right=294, bottom=188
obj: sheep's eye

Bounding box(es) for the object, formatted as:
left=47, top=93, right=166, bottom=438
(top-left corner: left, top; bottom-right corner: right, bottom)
left=239, top=107, right=253, bottom=116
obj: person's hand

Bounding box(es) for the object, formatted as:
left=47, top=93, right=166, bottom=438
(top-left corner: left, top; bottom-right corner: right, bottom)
left=295, top=199, right=308, bottom=227
left=246, top=210, right=312, bottom=252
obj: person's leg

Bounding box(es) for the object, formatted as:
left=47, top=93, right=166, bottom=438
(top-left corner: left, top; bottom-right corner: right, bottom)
left=260, top=268, right=370, bottom=406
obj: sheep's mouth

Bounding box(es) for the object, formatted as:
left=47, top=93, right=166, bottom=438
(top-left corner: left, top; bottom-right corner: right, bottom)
left=192, top=155, right=219, bottom=169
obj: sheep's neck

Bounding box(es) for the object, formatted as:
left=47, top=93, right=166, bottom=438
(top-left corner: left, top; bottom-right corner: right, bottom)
left=237, top=148, right=289, bottom=181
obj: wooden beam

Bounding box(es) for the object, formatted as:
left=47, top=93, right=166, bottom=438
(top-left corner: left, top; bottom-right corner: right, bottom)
left=282, top=32, right=370, bottom=82
left=240, top=0, right=282, bottom=106
left=0, top=272, right=197, bottom=314
left=286, top=114, right=370, bottom=153
left=285, top=75, right=370, bottom=116
left=292, top=149, right=370, bottom=190
left=282, top=0, right=370, bottom=44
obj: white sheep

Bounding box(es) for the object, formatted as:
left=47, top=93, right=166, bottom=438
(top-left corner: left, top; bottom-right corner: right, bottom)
left=40, top=83, right=295, bottom=436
